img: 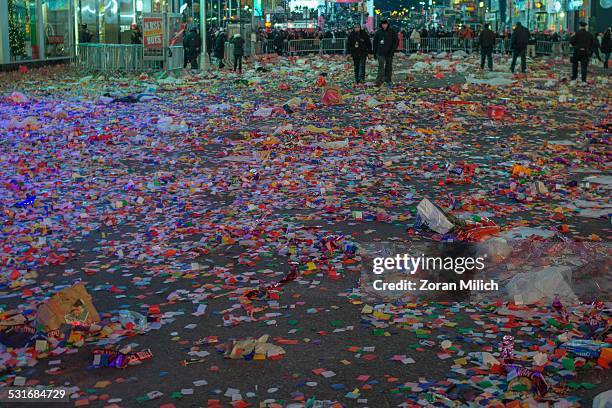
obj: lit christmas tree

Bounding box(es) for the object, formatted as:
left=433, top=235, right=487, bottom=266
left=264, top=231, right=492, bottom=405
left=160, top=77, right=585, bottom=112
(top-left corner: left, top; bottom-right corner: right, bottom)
left=8, top=0, right=27, bottom=57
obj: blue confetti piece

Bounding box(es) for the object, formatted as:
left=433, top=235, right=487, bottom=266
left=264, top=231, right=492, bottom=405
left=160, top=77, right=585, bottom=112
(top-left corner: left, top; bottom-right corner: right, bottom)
left=14, top=195, right=36, bottom=208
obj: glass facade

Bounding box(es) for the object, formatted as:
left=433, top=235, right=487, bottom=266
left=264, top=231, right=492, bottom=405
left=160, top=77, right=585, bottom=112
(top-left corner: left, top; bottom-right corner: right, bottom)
left=75, top=0, right=184, bottom=44
left=0, top=0, right=193, bottom=64
left=0, top=0, right=70, bottom=63
left=8, top=0, right=40, bottom=60
left=43, top=0, right=71, bottom=57
left=1, top=0, right=242, bottom=64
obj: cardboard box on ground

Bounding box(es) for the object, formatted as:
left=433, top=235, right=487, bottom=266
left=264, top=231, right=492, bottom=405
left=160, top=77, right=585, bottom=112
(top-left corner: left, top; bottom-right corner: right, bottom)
left=36, top=283, right=100, bottom=332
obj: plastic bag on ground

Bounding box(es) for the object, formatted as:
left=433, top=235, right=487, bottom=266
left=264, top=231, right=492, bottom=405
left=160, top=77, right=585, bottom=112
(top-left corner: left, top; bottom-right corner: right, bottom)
left=118, top=310, right=147, bottom=331
left=8, top=91, right=28, bottom=103
left=416, top=198, right=455, bottom=234
left=434, top=60, right=452, bottom=70
left=455, top=63, right=469, bottom=73
left=506, top=266, right=577, bottom=305
left=253, top=107, right=286, bottom=118
left=412, top=62, right=430, bottom=72
left=321, top=87, right=343, bottom=105
left=452, top=50, right=468, bottom=59
left=476, top=237, right=511, bottom=263
left=156, top=116, right=188, bottom=133
left=592, top=389, right=612, bottom=408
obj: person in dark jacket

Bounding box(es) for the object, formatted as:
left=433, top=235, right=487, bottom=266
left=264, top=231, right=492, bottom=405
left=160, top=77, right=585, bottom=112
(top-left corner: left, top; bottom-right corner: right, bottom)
left=601, top=27, right=611, bottom=69
left=347, top=23, right=372, bottom=84
left=214, top=30, right=226, bottom=69
left=274, top=31, right=285, bottom=56
left=79, top=24, right=92, bottom=43
left=130, top=24, right=142, bottom=44
left=479, top=23, right=495, bottom=70
left=373, top=20, right=399, bottom=86
left=510, top=22, right=529, bottom=73
left=231, top=34, right=245, bottom=73
left=206, top=28, right=214, bottom=62
left=183, top=26, right=201, bottom=69
left=570, top=22, right=595, bottom=82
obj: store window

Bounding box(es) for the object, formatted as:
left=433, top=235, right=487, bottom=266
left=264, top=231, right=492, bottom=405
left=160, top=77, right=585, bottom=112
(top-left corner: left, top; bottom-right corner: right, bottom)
left=75, top=0, right=177, bottom=44
left=8, top=0, right=40, bottom=60
left=43, top=0, right=70, bottom=57
left=78, top=0, right=99, bottom=42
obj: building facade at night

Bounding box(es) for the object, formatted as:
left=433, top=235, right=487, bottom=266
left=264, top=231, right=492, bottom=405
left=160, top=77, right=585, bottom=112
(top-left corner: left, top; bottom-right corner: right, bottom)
left=0, top=0, right=610, bottom=64
left=1, top=0, right=72, bottom=64
left=0, top=0, right=232, bottom=64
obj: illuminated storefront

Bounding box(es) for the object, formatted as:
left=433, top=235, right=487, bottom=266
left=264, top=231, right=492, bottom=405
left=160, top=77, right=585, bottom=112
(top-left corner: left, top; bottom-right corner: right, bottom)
left=0, top=0, right=197, bottom=64
left=0, top=0, right=71, bottom=63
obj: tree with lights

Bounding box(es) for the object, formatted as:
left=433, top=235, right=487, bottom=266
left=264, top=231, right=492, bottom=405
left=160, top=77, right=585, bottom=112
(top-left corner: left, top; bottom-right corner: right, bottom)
left=8, top=0, right=27, bottom=58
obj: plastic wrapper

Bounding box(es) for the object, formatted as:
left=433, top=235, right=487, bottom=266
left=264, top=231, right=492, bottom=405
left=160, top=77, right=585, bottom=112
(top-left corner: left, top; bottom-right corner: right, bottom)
left=560, top=339, right=610, bottom=359
left=506, top=266, right=577, bottom=305
left=506, top=365, right=549, bottom=397
left=7, top=91, right=28, bottom=104
left=501, top=335, right=514, bottom=364
left=415, top=198, right=455, bottom=234
left=91, top=348, right=153, bottom=368
left=118, top=310, right=148, bottom=331
left=321, top=87, right=343, bottom=105
left=156, top=116, right=188, bottom=133
left=476, top=237, right=511, bottom=263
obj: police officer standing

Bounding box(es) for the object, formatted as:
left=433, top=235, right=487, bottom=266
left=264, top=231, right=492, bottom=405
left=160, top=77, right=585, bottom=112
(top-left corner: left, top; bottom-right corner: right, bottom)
left=510, top=22, right=529, bottom=73
left=570, top=21, right=595, bottom=82
left=479, top=23, right=496, bottom=70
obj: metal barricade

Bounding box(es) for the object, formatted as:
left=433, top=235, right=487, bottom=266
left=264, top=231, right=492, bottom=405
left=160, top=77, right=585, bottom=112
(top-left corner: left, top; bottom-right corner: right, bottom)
left=288, top=39, right=320, bottom=55
left=260, top=39, right=275, bottom=54
left=76, top=43, right=184, bottom=72
left=257, top=39, right=288, bottom=55
left=536, top=41, right=552, bottom=55
left=320, top=38, right=347, bottom=54
left=167, top=46, right=184, bottom=70
left=560, top=41, right=570, bottom=56
left=285, top=38, right=347, bottom=56
left=440, top=37, right=463, bottom=52
left=224, top=41, right=235, bottom=66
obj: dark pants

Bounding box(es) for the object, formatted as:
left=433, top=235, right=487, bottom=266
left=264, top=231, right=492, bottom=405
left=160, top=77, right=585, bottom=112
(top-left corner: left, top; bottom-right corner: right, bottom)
left=604, top=52, right=610, bottom=68
left=352, top=54, right=366, bottom=82
left=480, top=47, right=493, bottom=70
left=233, top=54, right=242, bottom=72
left=184, top=51, right=198, bottom=69
left=593, top=47, right=602, bottom=62
left=510, top=47, right=526, bottom=73
left=376, top=54, right=393, bottom=84
left=572, top=52, right=589, bottom=81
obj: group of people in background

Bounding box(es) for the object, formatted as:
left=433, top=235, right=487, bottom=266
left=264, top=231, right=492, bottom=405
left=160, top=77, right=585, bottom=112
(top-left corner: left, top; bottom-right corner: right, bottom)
left=177, top=20, right=611, bottom=86
left=344, top=21, right=610, bottom=86
left=479, top=21, right=610, bottom=81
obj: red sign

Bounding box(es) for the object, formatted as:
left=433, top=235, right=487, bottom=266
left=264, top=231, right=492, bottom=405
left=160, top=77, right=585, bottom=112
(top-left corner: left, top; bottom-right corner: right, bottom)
left=143, top=15, right=164, bottom=60
left=48, top=36, right=64, bottom=44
